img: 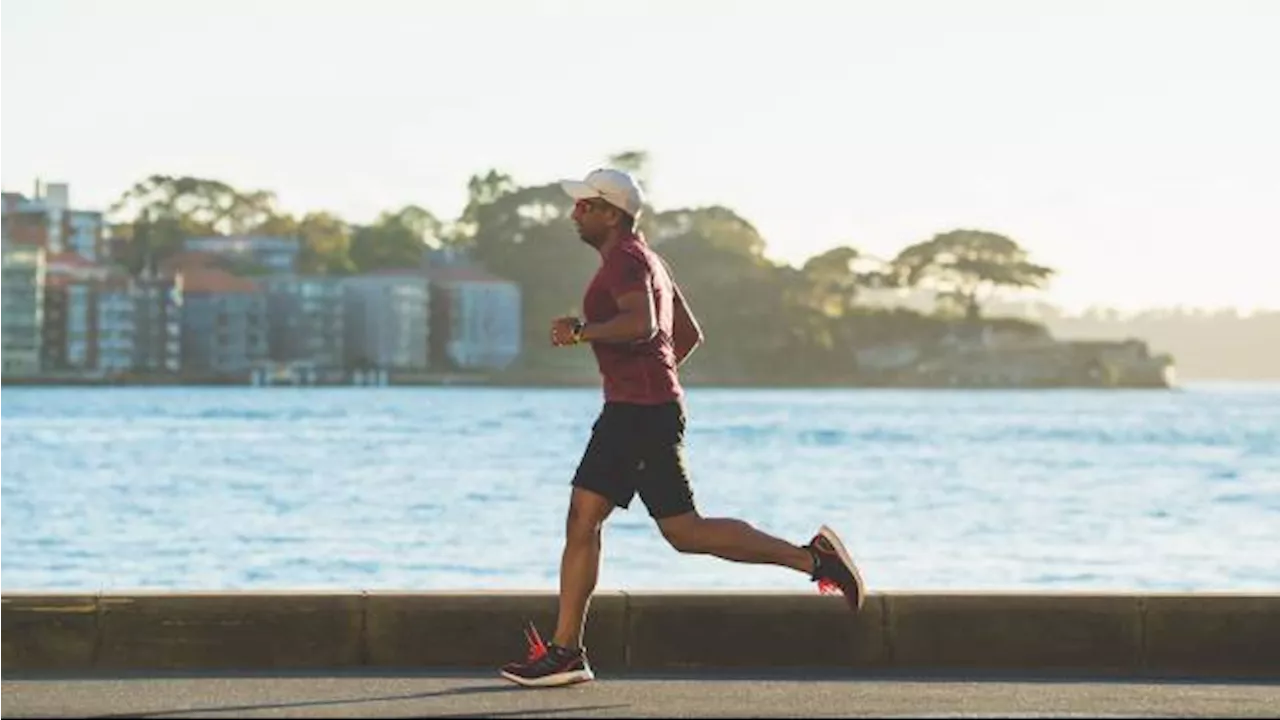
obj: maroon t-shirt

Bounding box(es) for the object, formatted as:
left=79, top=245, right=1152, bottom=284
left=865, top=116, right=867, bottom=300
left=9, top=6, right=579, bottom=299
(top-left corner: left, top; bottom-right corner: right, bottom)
left=583, top=233, right=684, bottom=405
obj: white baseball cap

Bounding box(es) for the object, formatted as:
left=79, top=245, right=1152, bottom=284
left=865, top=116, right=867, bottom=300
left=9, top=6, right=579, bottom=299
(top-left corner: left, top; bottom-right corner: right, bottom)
left=560, top=168, right=645, bottom=219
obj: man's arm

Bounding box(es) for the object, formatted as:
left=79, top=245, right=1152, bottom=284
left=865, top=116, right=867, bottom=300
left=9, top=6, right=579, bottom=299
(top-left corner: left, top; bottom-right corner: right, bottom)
left=550, top=253, right=657, bottom=347
left=576, top=289, right=656, bottom=343
left=671, top=283, right=703, bottom=366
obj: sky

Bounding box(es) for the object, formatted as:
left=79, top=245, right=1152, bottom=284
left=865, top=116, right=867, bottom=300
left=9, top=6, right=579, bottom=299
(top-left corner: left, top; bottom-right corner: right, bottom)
left=3, top=0, right=1278, bottom=313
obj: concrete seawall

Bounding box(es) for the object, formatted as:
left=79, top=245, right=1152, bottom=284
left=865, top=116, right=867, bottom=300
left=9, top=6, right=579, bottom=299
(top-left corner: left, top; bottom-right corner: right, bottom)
left=4, top=591, right=1277, bottom=678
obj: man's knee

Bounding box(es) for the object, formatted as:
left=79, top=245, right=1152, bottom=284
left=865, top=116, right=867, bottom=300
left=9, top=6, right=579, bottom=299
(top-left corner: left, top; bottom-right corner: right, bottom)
left=565, top=504, right=600, bottom=543
left=658, top=512, right=705, bottom=554
left=565, top=488, right=612, bottom=543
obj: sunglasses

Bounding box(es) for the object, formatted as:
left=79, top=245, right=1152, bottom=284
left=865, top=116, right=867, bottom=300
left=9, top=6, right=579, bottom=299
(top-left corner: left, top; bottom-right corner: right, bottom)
left=574, top=198, right=611, bottom=214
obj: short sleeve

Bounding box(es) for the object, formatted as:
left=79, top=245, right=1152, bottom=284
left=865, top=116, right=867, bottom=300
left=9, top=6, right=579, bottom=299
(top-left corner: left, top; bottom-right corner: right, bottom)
left=605, top=248, right=652, bottom=299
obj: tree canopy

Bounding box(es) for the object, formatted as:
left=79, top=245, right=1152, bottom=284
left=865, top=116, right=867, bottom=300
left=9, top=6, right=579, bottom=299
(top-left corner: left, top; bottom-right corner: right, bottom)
left=104, top=161, right=1057, bottom=383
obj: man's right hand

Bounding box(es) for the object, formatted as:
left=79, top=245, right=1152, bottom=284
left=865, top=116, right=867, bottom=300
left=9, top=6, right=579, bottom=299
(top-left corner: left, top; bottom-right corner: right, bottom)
left=550, top=316, right=584, bottom=347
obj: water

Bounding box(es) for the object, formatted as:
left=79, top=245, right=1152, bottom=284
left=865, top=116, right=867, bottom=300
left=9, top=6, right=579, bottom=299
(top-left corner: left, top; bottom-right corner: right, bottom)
left=2, top=385, right=1278, bottom=594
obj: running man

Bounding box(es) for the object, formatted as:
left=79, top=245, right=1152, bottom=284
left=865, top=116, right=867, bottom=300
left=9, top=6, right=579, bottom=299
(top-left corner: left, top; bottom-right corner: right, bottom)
left=500, top=168, right=865, bottom=688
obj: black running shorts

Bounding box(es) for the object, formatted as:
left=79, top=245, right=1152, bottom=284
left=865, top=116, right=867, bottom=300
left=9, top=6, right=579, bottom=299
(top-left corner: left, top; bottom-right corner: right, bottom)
left=571, top=401, right=696, bottom=519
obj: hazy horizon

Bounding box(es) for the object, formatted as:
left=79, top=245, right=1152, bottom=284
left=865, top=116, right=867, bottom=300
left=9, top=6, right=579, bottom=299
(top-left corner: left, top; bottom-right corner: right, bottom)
left=4, top=0, right=1278, bottom=314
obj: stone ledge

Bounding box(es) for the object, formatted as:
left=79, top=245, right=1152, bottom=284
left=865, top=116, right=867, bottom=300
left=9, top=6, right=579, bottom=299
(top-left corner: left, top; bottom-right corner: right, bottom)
left=3, top=592, right=1277, bottom=678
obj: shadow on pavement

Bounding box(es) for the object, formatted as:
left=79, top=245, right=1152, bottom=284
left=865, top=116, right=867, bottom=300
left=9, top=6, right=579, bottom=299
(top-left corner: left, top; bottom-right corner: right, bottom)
left=383, top=707, right=631, bottom=719
left=10, top=666, right=1276, bottom=686
left=85, top=682, right=629, bottom=719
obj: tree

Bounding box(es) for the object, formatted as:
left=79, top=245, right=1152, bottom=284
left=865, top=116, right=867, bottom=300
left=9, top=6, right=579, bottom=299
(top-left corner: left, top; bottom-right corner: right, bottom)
left=654, top=206, right=815, bottom=381
left=109, top=210, right=182, bottom=275
left=296, top=212, right=355, bottom=275
left=453, top=170, right=519, bottom=243
left=802, top=246, right=863, bottom=317
left=602, top=149, right=668, bottom=241
left=109, top=175, right=279, bottom=234
left=107, top=175, right=284, bottom=274
left=892, top=229, right=1055, bottom=319
left=97, top=168, right=1080, bottom=385
left=463, top=181, right=599, bottom=371
left=349, top=205, right=442, bottom=273
left=242, top=210, right=356, bottom=276
left=655, top=206, right=768, bottom=259
left=606, top=149, right=651, bottom=193
left=252, top=213, right=300, bottom=237
left=391, top=205, right=444, bottom=248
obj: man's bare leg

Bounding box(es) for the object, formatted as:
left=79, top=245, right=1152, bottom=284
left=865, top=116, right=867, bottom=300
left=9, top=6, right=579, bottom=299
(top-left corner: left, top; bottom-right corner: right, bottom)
left=656, top=511, right=814, bottom=572
left=552, top=487, right=615, bottom=649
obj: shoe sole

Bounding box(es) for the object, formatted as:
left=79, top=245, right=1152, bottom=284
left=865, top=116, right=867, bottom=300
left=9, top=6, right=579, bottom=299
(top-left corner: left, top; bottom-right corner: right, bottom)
left=819, top=524, right=866, bottom=612
left=499, top=668, right=595, bottom=688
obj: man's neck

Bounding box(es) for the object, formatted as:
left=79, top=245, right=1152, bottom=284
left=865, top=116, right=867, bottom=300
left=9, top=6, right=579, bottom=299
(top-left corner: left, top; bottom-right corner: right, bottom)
left=595, top=229, right=634, bottom=259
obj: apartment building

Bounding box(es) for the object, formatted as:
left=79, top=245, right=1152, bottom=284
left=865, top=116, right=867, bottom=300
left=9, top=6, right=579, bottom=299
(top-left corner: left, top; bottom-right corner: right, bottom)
left=183, top=235, right=300, bottom=274
left=41, top=252, right=111, bottom=370
left=1, top=182, right=104, bottom=261
left=426, top=265, right=521, bottom=371
left=38, top=253, right=182, bottom=376
left=342, top=271, right=430, bottom=371
left=180, top=267, right=268, bottom=377
left=95, top=276, right=137, bottom=372
left=1, top=242, right=46, bottom=376
left=132, top=272, right=183, bottom=374
left=262, top=275, right=345, bottom=368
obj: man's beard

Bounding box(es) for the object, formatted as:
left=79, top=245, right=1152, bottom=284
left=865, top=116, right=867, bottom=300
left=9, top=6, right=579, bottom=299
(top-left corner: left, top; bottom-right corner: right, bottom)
left=578, top=229, right=605, bottom=249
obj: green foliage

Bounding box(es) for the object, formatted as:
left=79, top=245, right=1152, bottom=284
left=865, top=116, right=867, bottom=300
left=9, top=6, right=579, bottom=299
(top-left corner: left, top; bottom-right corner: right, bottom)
left=461, top=182, right=599, bottom=369
left=106, top=160, right=1058, bottom=384
left=892, top=229, right=1055, bottom=319
left=106, top=175, right=279, bottom=274
left=295, top=212, right=356, bottom=275
left=350, top=206, right=440, bottom=273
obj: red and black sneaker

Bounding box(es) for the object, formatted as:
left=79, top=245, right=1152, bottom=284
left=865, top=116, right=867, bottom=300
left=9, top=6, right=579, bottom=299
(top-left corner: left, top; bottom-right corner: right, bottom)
left=499, top=621, right=595, bottom=688
left=807, top=524, right=866, bottom=612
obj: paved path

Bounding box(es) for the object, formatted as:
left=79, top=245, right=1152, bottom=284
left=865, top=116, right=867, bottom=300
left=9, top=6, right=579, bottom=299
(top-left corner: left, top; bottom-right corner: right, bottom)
left=4, top=671, right=1278, bottom=718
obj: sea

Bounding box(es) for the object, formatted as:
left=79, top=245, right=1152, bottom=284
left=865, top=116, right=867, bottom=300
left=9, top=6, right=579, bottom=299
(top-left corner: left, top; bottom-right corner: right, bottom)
left=2, top=384, right=1277, bottom=594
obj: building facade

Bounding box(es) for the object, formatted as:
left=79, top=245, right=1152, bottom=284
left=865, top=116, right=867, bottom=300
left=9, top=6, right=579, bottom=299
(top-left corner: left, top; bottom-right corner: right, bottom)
left=42, top=275, right=71, bottom=370
left=180, top=268, right=268, bottom=377
left=95, top=277, right=138, bottom=372
left=41, top=253, right=112, bottom=371
left=92, top=273, right=184, bottom=375
left=1, top=242, right=46, bottom=376
left=343, top=272, right=430, bottom=371
left=427, top=266, right=521, bottom=371
left=65, top=281, right=95, bottom=370
left=183, top=235, right=300, bottom=274
left=36, top=254, right=182, bottom=376
left=132, top=273, right=183, bottom=374
left=263, top=276, right=346, bottom=368
left=1, top=183, right=103, bottom=261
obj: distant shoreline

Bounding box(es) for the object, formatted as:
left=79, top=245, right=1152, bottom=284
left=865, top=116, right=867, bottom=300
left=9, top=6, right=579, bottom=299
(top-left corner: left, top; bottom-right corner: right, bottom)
left=0, top=374, right=1191, bottom=390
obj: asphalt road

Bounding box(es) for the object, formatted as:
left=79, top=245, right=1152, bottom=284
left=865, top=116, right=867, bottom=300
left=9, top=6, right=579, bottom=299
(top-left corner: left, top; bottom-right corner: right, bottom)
left=3, top=670, right=1278, bottom=718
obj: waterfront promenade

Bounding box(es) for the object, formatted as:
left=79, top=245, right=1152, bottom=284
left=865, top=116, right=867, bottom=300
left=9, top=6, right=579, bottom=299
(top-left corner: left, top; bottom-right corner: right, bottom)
left=4, top=590, right=1278, bottom=716
left=6, top=671, right=1279, bottom=718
